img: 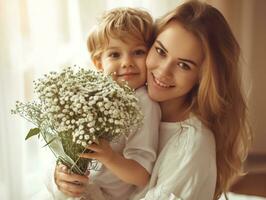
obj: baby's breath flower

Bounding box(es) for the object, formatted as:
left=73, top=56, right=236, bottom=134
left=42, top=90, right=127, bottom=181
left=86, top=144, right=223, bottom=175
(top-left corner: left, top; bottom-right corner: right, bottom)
left=11, top=66, right=143, bottom=175
left=84, top=135, right=90, bottom=140
left=98, top=117, right=103, bottom=122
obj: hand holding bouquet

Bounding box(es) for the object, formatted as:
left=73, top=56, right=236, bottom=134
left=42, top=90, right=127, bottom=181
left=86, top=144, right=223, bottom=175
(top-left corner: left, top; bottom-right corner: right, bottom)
left=11, top=67, right=143, bottom=175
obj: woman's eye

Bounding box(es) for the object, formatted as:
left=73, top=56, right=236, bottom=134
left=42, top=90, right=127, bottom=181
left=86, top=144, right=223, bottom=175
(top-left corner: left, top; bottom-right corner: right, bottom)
left=178, top=62, right=191, bottom=71
left=155, top=47, right=166, bottom=56
left=109, top=52, right=120, bottom=58
left=134, top=49, right=146, bottom=56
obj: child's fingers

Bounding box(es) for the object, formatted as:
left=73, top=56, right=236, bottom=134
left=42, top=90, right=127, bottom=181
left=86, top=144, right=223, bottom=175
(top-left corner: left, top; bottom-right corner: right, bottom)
left=84, top=170, right=90, bottom=176
left=60, top=189, right=82, bottom=198
left=85, top=143, right=101, bottom=152
left=61, top=165, right=69, bottom=173
left=56, top=165, right=88, bottom=184
left=60, top=172, right=89, bottom=184
left=58, top=181, right=86, bottom=197
left=57, top=164, right=69, bottom=173
left=79, top=152, right=98, bottom=159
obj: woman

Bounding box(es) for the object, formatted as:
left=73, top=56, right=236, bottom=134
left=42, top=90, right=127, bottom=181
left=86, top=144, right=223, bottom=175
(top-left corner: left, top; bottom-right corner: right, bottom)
left=131, top=0, right=252, bottom=200
left=52, top=1, right=252, bottom=200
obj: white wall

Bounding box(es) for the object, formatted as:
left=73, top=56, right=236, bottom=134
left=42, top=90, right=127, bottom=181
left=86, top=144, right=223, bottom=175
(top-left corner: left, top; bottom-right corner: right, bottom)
left=209, top=0, right=266, bottom=154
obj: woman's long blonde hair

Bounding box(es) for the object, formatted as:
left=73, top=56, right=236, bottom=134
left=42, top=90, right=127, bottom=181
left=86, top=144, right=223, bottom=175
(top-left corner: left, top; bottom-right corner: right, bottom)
left=155, top=1, right=252, bottom=199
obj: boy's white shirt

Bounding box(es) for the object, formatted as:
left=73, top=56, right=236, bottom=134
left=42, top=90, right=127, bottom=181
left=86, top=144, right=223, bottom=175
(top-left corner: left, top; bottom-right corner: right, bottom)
left=44, top=86, right=161, bottom=200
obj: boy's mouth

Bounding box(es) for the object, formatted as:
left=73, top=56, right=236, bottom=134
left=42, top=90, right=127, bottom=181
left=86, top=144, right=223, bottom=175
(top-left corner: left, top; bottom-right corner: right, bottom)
left=117, top=72, right=139, bottom=76
left=117, top=71, right=139, bottom=80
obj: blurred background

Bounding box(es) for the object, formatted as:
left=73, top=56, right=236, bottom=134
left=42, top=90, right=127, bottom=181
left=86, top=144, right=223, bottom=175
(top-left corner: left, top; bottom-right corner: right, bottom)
left=0, top=0, right=265, bottom=199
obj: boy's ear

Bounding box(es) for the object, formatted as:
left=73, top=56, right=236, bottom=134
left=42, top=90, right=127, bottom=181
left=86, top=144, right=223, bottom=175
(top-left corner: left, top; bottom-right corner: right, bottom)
left=93, top=58, right=102, bottom=70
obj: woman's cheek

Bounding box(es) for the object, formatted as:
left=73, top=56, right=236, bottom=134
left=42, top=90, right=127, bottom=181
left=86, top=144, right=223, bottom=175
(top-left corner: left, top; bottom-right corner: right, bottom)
left=146, top=51, right=157, bottom=70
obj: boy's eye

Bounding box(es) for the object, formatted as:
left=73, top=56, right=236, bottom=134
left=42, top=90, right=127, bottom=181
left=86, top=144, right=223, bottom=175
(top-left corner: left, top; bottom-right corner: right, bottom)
left=177, top=62, right=191, bottom=71
left=155, top=47, right=166, bottom=56
left=108, top=52, right=120, bottom=58
left=134, top=49, right=146, bottom=56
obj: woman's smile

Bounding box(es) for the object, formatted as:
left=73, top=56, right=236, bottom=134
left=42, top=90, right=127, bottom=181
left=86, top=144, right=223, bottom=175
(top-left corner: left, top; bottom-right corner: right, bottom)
left=151, top=72, right=175, bottom=88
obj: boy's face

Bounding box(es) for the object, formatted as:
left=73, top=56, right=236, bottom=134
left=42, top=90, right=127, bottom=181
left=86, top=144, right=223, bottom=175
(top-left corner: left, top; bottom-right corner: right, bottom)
left=96, top=37, right=148, bottom=89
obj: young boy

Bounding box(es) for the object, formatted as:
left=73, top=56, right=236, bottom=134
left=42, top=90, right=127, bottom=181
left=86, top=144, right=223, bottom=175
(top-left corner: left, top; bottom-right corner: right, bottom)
left=49, top=7, right=161, bottom=200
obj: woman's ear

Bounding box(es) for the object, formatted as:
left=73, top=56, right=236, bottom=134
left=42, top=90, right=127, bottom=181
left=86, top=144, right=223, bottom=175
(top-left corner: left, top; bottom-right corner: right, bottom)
left=93, top=58, right=102, bottom=70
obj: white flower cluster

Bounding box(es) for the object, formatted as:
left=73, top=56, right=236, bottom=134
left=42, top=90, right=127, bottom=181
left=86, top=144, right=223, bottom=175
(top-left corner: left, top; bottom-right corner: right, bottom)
left=32, top=67, right=143, bottom=147
left=12, top=66, right=143, bottom=174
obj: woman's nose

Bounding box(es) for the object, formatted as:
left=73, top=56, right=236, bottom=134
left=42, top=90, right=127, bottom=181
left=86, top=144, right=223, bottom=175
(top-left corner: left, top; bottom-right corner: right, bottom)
left=158, top=60, right=173, bottom=76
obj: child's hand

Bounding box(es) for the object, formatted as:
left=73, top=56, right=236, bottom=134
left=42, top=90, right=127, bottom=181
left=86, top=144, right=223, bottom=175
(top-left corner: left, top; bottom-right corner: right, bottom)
left=79, top=139, right=115, bottom=165
left=54, top=164, right=89, bottom=197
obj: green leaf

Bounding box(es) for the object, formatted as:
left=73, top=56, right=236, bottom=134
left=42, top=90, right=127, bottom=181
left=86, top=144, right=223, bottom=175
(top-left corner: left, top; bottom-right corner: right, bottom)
left=42, top=137, right=56, bottom=148
left=25, top=128, right=40, bottom=140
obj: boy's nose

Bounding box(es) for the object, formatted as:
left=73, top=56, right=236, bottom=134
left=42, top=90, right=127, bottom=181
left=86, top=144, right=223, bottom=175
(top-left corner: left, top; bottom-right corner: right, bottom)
left=122, top=55, right=134, bottom=68
left=122, top=63, right=134, bottom=68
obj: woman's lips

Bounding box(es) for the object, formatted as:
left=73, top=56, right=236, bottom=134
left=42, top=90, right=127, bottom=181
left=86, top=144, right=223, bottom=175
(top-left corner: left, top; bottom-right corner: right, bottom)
left=151, top=73, right=174, bottom=88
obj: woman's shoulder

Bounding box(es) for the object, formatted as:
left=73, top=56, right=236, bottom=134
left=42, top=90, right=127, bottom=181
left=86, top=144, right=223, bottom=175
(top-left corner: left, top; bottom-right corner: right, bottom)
left=184, top=115, right=214, bottom=146
left=156, top=116, right=217, bottom=196
left=168, top=115, right=216, bottom=158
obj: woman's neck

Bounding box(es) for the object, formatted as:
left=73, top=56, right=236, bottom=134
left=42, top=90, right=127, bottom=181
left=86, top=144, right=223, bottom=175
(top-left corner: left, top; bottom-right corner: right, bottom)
left=160, top=98, right=190, bottom=122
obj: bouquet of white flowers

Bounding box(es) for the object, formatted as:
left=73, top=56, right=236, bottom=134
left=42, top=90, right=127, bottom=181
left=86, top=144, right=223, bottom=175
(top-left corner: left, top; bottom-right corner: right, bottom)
left=11, top=67, right=143, bottom=175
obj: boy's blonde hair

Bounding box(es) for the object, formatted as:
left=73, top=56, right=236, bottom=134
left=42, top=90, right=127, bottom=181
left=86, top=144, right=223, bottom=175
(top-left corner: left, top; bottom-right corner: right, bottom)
left=155, top=1, right=252, bottom=199
left=87, top=7, right=154, bottom=62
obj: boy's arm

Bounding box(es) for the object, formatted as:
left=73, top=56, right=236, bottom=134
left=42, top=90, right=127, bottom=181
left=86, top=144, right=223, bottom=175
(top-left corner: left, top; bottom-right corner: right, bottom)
left=79, top=139, right=150, bottom=187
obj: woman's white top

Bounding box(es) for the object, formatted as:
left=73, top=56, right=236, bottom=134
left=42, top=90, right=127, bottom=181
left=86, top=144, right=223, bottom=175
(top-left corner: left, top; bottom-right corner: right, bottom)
left=131, top=115, right=217, bottom=200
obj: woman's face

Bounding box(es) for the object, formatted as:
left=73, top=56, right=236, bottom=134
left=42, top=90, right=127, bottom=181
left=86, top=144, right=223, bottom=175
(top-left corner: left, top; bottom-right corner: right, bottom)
left=146, top=21, right=204, bottom=103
